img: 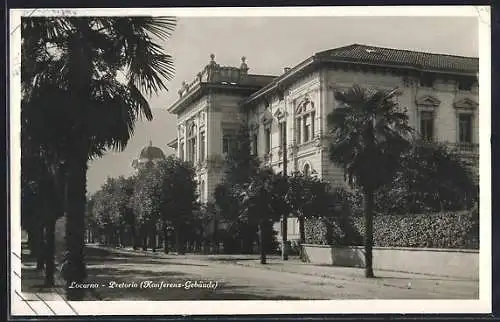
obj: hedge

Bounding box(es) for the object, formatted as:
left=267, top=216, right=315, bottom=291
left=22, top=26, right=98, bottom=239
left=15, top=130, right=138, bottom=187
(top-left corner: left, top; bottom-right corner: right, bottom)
left=304, top=209, right=479, bottom=249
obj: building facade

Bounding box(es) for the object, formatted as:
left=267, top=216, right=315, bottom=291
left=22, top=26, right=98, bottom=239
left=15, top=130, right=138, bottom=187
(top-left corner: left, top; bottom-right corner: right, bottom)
left=167, top=44, right=479, bottom=240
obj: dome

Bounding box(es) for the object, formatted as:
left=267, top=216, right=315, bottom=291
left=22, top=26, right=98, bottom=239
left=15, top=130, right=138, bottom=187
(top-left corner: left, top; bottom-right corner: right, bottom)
left=139, top=141, right=166, bottom=161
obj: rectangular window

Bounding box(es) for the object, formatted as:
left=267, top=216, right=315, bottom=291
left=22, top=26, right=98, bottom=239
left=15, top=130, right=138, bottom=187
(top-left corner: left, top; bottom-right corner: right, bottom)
left=279, top=122, right=287, bottom=149
left=200, top=132, right=206, bottom=162
left=264, top=128, right=271, bottom=154
left=296, top=118, right=301, bottom=144
left=303, top=115, right=311, bottom=142
left=179, top=142, right=184, bottom=161
left=420, top=111, right=434, bottom=141
left=252, top=134, right=258, bottom=155
left=222, top=136, right=230, bottom=154
left=458, top=114, right=473, bottom=143
left=188, top=138, right=196, bottom=163
left=311, top=111, right=315, bottom=138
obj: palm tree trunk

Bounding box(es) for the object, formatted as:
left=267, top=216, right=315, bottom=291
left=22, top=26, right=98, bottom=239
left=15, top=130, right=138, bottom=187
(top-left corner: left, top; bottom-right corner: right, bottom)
left=44, top=216, right=56, bottom=287
left=258, top=222, right=266, bottom=264
left=35, top=222, right=45, bottom=270
left=363, top=189, right=375, bottom=278
left=65, top=149, right=88, bottom=300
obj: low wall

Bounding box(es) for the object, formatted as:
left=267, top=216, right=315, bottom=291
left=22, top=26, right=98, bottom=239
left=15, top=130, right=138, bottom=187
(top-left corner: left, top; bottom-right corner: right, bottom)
left=302, top=244, right=479, bottom=280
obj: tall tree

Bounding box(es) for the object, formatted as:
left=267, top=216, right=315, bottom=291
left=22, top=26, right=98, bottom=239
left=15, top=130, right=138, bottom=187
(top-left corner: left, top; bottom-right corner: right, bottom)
left=215, top=124, right=261, bottom=253
left=157, top=156, right=198, bottom=255
left=286, top=171, right=331, bottom=245
left=21, top=17, right=175, bottom=299
left=239, top=168, right=283, bottom=264
left=130, top=165, right=163, bottom=251
left=327, top=85, right=412, bottom=278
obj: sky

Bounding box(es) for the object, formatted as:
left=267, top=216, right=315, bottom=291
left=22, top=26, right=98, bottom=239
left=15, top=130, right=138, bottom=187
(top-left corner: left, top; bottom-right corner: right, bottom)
left=86, top=15, right=479, bottom=194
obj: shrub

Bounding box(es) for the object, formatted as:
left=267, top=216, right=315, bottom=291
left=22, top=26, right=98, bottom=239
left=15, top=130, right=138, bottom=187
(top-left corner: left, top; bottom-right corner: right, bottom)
left=304, top=215, right=363, bottom=246
left=305, top=210, right=479, bottom=249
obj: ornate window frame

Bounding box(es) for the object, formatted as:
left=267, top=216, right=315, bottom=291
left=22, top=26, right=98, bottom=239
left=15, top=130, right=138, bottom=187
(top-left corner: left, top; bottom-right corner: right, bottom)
left=415, top=95, right=440, bottom=141
left=260, top=108, right=273, bottom=158
left=295, top=94, right=316, bottom=144
left=186, top=122, right=197, bottom=163
left=454, top=97, right=478, bottom=146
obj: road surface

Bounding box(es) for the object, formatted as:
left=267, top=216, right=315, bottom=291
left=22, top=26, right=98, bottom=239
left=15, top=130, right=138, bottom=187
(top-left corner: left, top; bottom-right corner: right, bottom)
left=83, top=246, right=479, bottom=300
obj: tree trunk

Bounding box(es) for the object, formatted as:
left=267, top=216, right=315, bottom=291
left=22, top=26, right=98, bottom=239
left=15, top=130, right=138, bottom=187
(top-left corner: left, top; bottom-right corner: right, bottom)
left=298, top=215, right=306, bottom=261
left=258, top=222, right=266, bottom=264
left=363, top=189, right=375, bottom=278
left=151, top=225, right=156, bottom=252
left=298, top=215, right=306, bottom=244
left=212, top=216, right=218, bottom=254
left=163, top=224, right=169, bottom=254
left=131, top=225, right=137, bottom=250
left=142, top=226, right=147, bottom=251
left=65, top=151, right=88, bottom=300
left=281, top=214, right=288, bottom=260
left=176, top=226, right=185, bottom=255
left=44, top=217, right=56, bottom=287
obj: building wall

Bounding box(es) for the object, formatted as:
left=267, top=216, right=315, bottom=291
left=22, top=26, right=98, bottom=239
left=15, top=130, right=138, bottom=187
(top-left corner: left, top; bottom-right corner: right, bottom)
left=325, top=67, right=479, bottom=146
left=170, top=55, right=479, bottom=242
left=175, top=90, right=250, bottom=202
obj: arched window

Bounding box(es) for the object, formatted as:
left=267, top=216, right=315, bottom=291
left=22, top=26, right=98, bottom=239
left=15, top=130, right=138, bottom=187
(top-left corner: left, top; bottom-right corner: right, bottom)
left=295, top=95, right=315, bottom=144
left=303, top=163, right=311, bottom=177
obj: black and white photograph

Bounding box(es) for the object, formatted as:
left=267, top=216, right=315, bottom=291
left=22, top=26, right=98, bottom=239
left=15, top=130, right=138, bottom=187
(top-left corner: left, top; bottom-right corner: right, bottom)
left=9, top=6, right=491, bottom=316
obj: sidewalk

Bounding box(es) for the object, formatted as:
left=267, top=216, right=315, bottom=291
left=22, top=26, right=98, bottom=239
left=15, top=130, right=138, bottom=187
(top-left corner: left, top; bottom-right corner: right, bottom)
left=19, top=245, right=100, bottom=304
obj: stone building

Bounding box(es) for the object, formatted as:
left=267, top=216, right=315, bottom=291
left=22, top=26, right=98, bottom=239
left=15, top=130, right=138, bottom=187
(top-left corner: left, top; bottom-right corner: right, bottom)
left=167, top=44, right=479, bottom=241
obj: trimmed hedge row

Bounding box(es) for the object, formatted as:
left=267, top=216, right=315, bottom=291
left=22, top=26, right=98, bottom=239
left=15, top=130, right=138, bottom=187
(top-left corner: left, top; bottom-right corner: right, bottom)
left=305, top=209, right=479, bottom=249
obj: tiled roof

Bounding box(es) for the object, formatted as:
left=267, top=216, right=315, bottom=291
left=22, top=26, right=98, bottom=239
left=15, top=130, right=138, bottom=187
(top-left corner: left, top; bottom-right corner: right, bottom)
left=316, top=44, right=478, bottom=74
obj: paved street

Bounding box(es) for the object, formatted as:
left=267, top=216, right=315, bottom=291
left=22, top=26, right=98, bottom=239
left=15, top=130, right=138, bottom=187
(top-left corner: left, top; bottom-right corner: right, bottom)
left=79, top=246, right=478, bottom=300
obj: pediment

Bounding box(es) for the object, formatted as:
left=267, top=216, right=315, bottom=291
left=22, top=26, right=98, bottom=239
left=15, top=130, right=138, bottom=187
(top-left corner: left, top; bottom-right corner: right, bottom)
left=454, top=97, right=478, bottom=109
left=415, top=95, right=441, bottom=107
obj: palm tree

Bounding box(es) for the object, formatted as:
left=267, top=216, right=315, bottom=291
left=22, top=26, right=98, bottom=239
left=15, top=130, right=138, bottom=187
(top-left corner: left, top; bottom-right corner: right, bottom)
left=21, top=17, right=176, bottom=299
left=326, top=85, right=413, bottom=278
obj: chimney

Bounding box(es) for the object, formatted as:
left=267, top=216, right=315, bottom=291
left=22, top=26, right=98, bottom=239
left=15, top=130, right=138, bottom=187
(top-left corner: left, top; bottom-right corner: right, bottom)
left=284, top=67, right=291, bottom=73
